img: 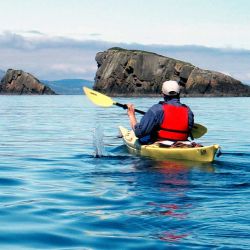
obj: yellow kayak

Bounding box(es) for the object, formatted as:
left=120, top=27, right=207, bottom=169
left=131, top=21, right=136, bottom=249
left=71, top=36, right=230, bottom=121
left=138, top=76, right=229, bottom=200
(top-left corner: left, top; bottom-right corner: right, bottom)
left=119, top=126, right=219, bottom=162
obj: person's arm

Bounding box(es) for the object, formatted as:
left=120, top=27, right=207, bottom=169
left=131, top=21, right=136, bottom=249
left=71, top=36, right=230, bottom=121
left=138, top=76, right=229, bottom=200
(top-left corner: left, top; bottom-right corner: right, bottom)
left=188, top=108, right=194, bottom=130
left=127, top=104, right=137, bottom=130
left=134, top=104, right=163, bottom=138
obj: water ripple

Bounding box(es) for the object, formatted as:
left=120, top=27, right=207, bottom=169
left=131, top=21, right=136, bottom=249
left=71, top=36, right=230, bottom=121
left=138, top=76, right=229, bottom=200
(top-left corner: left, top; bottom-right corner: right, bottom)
left=0, top=96, right=249, bottom=249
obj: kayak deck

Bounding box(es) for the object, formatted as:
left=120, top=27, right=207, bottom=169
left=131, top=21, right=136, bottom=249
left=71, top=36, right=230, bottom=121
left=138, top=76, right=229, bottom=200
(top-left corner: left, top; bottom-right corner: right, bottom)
left=119, top=126, right=219, bottom=162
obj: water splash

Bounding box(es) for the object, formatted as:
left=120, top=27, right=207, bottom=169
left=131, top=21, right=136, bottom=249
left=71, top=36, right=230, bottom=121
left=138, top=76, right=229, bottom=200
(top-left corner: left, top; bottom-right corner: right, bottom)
left=92, top=126, right=106, bottom=158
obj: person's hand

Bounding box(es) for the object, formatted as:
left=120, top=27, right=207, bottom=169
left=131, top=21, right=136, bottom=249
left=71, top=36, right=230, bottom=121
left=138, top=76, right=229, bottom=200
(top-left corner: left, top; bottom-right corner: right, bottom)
left=127, top=103, right=135, bottom=118
left=127, top=104, right=137, bottom=130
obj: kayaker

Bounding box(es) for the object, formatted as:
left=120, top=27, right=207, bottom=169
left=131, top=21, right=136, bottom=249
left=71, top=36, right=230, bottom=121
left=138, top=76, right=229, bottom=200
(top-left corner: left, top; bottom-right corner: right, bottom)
left=127, top=80, right=194, bottom=144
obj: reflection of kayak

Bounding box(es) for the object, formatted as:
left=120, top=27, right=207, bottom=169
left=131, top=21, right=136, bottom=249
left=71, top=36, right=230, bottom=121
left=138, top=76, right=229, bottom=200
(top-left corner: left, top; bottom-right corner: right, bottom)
left=119, top=126, right=219, bottom=162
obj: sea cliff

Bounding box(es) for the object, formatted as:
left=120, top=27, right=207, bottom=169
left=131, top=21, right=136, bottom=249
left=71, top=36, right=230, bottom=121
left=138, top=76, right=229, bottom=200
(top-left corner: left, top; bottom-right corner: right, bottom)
left=94, top=48, right=250, bottom=97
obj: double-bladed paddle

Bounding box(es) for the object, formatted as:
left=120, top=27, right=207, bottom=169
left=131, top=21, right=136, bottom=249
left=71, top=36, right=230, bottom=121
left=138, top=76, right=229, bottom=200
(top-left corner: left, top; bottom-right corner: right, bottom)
left=83, top=87, right=207, bottom=139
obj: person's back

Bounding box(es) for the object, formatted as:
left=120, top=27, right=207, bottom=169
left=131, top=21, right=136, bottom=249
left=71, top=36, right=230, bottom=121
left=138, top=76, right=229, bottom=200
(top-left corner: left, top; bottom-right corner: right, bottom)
left=127, top=80, right=194, bottom=144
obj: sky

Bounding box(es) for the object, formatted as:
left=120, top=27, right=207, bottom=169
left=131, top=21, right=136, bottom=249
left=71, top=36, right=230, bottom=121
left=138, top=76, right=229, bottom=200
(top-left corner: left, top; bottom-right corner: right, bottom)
left=0, top=0, right=250, bottom=82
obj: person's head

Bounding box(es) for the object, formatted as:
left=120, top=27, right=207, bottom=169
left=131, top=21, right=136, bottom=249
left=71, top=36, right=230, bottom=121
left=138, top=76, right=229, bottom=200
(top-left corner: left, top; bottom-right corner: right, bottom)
left=162, top=80, right=180, bottom=99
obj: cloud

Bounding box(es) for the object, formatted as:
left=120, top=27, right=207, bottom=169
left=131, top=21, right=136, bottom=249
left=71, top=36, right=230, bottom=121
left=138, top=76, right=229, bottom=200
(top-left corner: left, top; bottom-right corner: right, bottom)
left=50, top=63, right=96, bottom=77
left=88, top=33, right=102, bottom=37
left=26, top=30, right=45, bottom=35
left=0, top=31, right=250, bottom=82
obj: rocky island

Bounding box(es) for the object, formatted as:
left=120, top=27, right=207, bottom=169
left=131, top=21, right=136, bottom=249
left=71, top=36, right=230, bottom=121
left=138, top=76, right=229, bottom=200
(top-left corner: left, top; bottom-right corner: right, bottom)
left=94, top=48, right=250, bottom=97
left=0, top=69, right=55, bottom=95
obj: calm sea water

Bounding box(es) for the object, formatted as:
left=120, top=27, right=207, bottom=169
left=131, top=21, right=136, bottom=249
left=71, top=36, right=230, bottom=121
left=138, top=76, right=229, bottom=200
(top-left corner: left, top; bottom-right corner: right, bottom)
left=0, top=95, right=249, bottom=250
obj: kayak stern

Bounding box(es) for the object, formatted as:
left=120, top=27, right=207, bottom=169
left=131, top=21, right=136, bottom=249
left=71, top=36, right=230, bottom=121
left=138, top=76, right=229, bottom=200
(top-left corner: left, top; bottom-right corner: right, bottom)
left=119, top=126, right=219, bottom=162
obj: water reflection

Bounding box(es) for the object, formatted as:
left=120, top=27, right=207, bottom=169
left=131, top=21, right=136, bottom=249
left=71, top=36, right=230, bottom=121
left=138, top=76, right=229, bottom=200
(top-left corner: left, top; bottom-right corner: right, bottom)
left=130, top=158, right=215, bottom=242
left=133, top=157, right=215, bottom=174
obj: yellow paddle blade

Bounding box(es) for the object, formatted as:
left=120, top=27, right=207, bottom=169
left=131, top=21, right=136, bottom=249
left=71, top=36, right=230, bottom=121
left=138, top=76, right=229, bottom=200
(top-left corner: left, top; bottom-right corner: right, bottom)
left=192, top=123, right=207, bottom=139
left=83, top=87, right=114, bottom=107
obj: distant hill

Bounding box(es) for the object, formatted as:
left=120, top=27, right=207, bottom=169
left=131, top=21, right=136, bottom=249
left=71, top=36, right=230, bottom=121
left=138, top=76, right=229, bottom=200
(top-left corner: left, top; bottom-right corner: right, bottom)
left=0, top=70, right=5, bottom=80
left=42, top=79, right=93, bottom=95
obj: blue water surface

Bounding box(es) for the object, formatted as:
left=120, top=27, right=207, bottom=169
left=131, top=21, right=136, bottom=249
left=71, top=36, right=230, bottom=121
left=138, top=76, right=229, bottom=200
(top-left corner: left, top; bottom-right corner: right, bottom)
left=0, top=95, right=249, bottom=249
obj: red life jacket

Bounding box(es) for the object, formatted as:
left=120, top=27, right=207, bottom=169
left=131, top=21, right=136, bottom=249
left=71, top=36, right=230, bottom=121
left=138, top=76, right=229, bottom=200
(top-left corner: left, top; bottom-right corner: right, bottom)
left=157, top=104, right=189, bottom=141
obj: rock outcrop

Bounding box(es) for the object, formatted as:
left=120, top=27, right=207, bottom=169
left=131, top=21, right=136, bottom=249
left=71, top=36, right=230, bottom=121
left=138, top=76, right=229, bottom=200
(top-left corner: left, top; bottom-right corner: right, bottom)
left=94, top=48, right=250, bottom=97
left=0, top=69, right=55, bottom=95
left=182, top=68, right=248, bottom=97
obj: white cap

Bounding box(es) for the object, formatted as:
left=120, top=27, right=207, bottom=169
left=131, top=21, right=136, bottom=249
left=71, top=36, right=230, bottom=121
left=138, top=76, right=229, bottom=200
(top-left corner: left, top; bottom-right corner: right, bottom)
left=162, top=80, right=180, bottom=96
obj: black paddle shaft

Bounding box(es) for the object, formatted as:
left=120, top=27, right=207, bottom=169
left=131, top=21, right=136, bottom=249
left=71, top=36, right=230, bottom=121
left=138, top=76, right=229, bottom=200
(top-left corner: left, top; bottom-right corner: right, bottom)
left=115, top=102, right=145, bottom=115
